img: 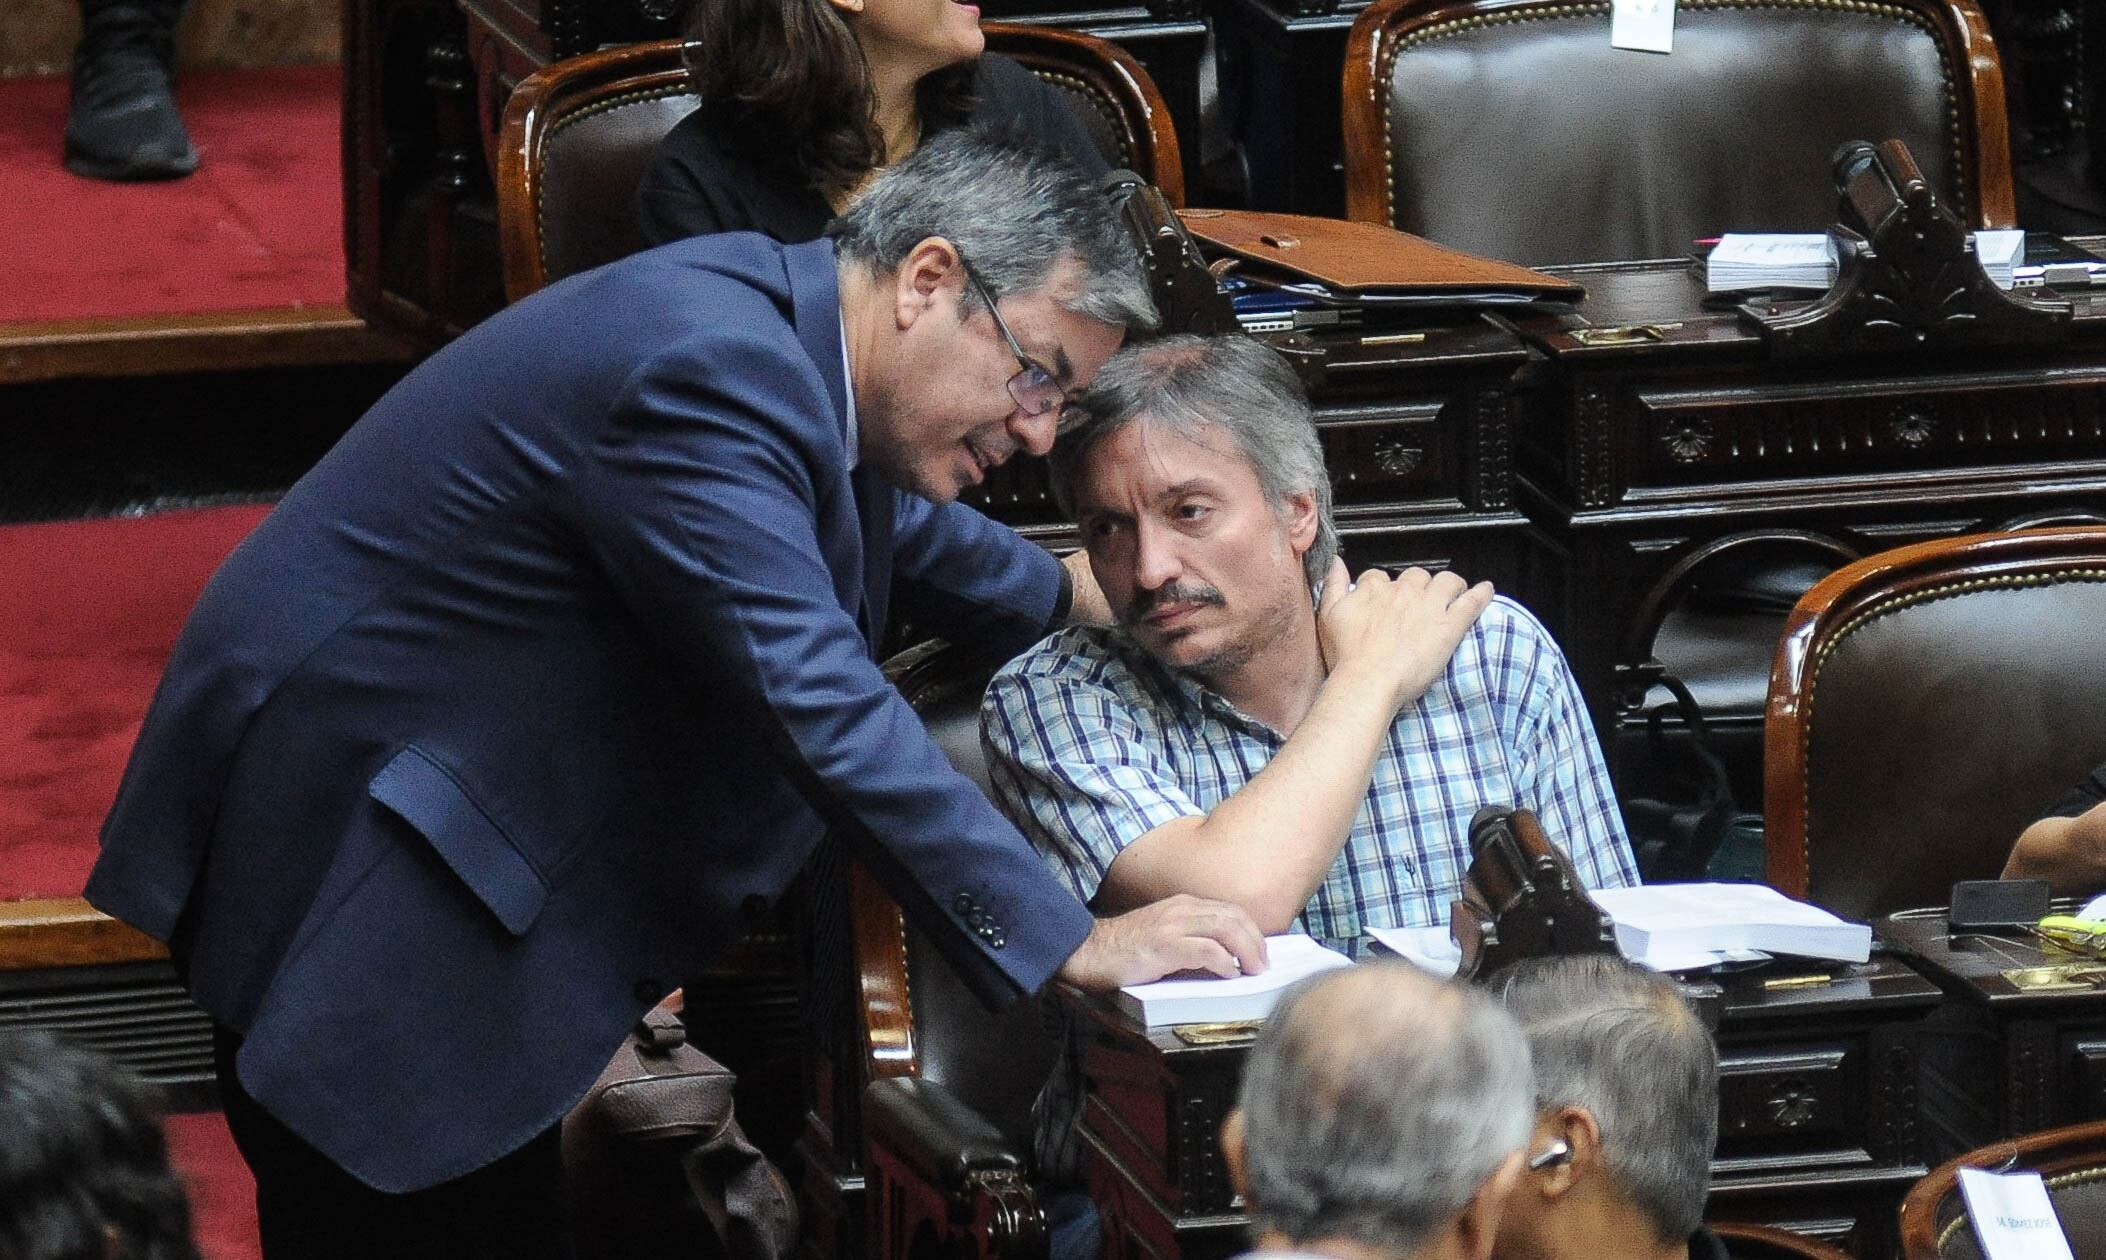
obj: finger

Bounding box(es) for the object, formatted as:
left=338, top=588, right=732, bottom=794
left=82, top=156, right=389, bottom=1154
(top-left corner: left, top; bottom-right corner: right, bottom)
left=1175, top=938, right=1243, bottom=979
left=1425, top=568, right=1470, bottom=604
left=1194, top=903, right=1270, bottom=974
left=1455, top=580, right=1496, bottom=617
left=1318, top=556, right=1351, bottom=616
left=1392, top=565, right=1432, bottom=592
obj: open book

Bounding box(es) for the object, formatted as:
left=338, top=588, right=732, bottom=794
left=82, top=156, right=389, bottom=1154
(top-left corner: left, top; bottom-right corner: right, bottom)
left=1115, top=934, right=1353, bottom=1028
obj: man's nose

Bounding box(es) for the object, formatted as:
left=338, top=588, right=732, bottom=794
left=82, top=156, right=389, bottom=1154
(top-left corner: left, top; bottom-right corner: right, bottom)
left=1133, top=519, right=1180, bottom=590
left=1009, top=407, right=1058, bottom=458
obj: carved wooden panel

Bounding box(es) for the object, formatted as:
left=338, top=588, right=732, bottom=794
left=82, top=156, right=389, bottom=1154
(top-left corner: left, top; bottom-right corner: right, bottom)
left=2065, top=1031, right=2106, bottom=1121
left=1716, top=1044, right=1862, bottom=1158
left=1628, top=375, right=2106, bottom=490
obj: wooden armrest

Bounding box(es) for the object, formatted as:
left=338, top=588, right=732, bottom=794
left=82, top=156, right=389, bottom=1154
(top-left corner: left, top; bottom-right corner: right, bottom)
left=0, top=897, right=168, bottom=970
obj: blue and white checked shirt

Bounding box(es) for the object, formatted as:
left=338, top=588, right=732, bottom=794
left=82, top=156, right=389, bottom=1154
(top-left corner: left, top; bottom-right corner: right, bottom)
left=981, top=595, right=1640, bottom=946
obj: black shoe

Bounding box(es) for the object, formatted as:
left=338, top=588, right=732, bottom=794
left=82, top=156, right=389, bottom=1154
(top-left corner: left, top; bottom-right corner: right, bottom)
left=65, top=1, right=197, bottom=181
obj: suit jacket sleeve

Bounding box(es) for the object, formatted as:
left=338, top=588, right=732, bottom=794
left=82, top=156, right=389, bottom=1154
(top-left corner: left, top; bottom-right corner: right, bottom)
left=570, top=326, right=1093, bottom=1006
left=889, top=493, right=1067, bottom=659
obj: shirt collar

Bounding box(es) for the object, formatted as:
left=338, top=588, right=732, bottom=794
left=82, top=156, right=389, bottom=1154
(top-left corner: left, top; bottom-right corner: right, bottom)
left=839, top=322, right=859, bottom=470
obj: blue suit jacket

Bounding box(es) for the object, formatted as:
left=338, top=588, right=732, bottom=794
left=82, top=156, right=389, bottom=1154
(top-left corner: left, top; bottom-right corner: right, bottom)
left=86, top=234, right=1095, bottom=1192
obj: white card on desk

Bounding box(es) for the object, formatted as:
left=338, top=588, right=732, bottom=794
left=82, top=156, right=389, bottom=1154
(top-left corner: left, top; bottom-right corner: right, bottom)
left=1958, top=1168, right=2076, bottom=1260
left=1611, top=0, right=1675, bottom=53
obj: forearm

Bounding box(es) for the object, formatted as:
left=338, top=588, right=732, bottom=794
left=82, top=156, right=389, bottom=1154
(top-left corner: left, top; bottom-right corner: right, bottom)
left=1098, top=668, right=1398, bottom=930
left=2004, top=817, right=2097, bottom=896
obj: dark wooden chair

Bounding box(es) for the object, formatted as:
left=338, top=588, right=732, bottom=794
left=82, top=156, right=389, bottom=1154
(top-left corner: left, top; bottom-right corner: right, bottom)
left=847, top=639, right=1065, bottom=1260
left=1340, top=0, right=2016, bottom=265
left=1765, top=527, right=2106, bottom=918
left=1713, top=1221, right=1855, bottom=1260
left=495, top=27, right=1184, bottom=301
left=1899, top=1118, right=2106, bottom=1260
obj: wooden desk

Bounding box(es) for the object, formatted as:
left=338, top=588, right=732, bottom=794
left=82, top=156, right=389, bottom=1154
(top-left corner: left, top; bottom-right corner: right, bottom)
left=1881, top=910, right=2106, bottom=1159
left=1507, top=256, right=2106, bottom=756
left=1071, top=955, right=1943, bottom=1260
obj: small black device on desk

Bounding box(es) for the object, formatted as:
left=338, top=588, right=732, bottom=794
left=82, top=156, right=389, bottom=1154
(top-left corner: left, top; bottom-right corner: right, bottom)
left=1947, top=878, right=2052, bottom=932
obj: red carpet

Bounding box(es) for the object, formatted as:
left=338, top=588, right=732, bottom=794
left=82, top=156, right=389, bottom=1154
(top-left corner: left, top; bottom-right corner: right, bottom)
left=0, top=505, right=269, bottom=900
left=165, top=1111, right=263, bottom=1260
left=0, top=64, right=344, bottom=324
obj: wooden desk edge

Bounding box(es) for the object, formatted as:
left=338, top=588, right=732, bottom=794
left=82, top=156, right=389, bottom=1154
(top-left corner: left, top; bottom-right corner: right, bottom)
left=0, top=897, right=169, bottom=969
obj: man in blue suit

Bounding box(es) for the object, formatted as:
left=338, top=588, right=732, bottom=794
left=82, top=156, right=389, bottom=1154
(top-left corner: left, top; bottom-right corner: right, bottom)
left=86, top=131, right=1266, bottom=1256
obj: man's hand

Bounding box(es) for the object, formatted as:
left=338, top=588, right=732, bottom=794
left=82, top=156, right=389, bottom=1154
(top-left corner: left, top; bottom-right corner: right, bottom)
left=1056, top=894, right=1269, bottom=991
left=1316, top=558, right=1494, bottom=715
left=1062, top=549, right=1113, bottom=627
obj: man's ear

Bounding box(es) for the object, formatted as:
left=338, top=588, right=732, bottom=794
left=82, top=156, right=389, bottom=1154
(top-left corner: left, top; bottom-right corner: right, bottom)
left=1458, top=1150, right=1528, bottom=1260
left=1280, top=490, right=1319, bottom=558
left=1551, top=1105, right=1602, bottom=1198
left=824, top=0, right=865, bottom=14
left=1221, top=1108, right=1252, bottom=1206
left=895, top=236, right=964, bottom=331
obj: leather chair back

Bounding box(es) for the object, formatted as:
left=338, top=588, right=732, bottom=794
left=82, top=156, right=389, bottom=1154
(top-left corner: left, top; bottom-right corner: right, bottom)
left=497, top=29, right=1183, bottom=301
left=1342, top=0, right=2015, bottom=265
left=1766, top=528, right=2106, bottom=918
left=1900, top=1119, right=2106, bottom=1260
left=853, top=641, right=1060, bottom=1152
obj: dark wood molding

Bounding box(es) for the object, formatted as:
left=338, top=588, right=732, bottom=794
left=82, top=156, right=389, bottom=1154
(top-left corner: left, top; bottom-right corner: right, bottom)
left=0, top=898, right=168, bottom=970
left=1764, top=526, right=2106, bottom=898
left=0, top=306, right=415, bottom=385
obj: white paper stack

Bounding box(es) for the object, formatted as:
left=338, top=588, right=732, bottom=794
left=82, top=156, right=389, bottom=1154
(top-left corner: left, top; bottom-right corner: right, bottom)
left=1367, top=925, right=1463, bottom=979
left=1589, top=883, right=1871, bottom=968
left=1706, top=234, right=1837, bottom=291
left=1975, top=229, right=2025, bottom=290
left=1115, top=933, right=1353, bottom=1028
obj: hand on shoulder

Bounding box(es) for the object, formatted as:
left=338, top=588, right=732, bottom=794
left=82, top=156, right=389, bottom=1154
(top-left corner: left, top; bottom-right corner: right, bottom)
left=1315, top=556, right=1494, bottom=714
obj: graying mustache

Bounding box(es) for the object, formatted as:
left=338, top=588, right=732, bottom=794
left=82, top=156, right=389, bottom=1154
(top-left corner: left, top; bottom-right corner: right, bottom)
left=1122, top=583, right=1224, bottom=626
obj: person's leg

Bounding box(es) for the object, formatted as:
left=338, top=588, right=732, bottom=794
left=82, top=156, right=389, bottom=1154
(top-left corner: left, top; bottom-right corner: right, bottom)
left=67, top=0, right=198, bottom=181
left=215, top=1027, right=572, bottom=1260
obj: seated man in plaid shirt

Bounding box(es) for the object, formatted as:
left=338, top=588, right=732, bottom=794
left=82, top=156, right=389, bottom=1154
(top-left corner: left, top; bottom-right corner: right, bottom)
left=980, top=334, right=1638, bottom=1217
left=983, top=332, right=1638, bottom=950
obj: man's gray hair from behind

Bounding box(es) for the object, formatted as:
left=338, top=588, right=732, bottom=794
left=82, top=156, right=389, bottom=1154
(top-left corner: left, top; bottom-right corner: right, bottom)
left=1495, top=955, right=1718, bottom=1244
left=1238, top=962, right=1535, bottom=1256
left=826, top=127, right=1158, bottom=333
left=1048, top=333, right=1339, bottom=586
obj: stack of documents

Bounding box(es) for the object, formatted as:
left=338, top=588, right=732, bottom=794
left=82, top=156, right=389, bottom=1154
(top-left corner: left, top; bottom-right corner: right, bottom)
left=1974, top=229, right=2025, bottom=290
left=1589, top=883, right=1871, bottom=968
left=1115, top=934, right=1352, bottom=1028
left=1705, top=235, right=1838, bottom=291
left=1368, top=884, right=1869, bottom=977
left=1706, top=231, right=2031, bottom=292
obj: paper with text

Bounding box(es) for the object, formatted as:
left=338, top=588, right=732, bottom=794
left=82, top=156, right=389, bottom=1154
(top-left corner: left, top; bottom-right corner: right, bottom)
left=1611, top=0, right=1675, bottom=54
left=1959, top=1168, right=2076, bottom=1260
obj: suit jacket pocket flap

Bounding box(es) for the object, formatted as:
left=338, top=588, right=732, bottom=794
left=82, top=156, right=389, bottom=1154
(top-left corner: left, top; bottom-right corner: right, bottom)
left=367, top=745, right=549, bottom=936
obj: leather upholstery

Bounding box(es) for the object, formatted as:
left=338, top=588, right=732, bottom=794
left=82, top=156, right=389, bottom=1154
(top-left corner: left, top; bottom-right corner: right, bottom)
left=1372, top=0, right=1964, bottom=265
left=1772, top=533, right=2106, bottom=918
left=1901, top=1119, right=2106, bottom=1260
left=539, top=89, right=696, bottom=285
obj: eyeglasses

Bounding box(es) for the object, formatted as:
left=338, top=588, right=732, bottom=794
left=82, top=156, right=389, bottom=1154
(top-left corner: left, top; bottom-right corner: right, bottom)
left=960, top=261, right=1065, bottom=419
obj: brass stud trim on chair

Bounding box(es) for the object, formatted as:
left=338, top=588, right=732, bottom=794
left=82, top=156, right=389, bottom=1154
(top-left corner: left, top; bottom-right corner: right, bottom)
left=1934, top=1162, right=2106, bottom=1252
left=1370, top=0, right=1966, bottom=232
left=536, top=83, right=696, bottom=281
left=1025, top=68, right=1137, bottom=171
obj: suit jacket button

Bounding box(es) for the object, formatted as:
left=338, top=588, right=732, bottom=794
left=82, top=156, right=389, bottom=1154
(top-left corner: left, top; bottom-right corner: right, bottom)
left=953, top=893, right=974, bottom=915
left=633, top=979, right=665, bottom=1005
left=989, top=931, right=1006, bottom=949
left=966, top=908, right=986, bottom=928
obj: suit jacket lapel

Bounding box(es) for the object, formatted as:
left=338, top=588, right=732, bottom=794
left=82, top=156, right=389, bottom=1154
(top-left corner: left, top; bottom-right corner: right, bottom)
left=783, top=239, right=886, bottom=647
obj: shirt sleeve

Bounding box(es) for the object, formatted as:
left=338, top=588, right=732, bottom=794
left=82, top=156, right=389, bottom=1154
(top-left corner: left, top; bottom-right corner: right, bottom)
left=981, top=645, right=1206, bottom=904
left=2042, top=763, right=2106, bottom=820
left=570, top=326, right=1093, bottom=1006
left=1479, top=599, right=1643, bottom=890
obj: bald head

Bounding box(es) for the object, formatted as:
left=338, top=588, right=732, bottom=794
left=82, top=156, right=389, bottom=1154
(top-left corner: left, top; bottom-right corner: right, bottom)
left=1235, top=962, right=1536, bottom=1256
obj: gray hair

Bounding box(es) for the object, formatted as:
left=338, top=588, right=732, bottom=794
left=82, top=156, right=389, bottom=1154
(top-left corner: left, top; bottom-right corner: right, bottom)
left=1049, top=334, right=1338, bottom=585
left=826, top=128, right=1157, bottom=332
left=1239, top=963, right=1535, bottom=1255
left=1496, top=955, right=1718, bottom=1243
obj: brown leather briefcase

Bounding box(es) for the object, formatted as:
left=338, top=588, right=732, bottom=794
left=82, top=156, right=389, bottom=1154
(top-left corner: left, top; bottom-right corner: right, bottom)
left=564, top=1006, right=798, bottom=1260
left=1176, top=207, right=1585, bottom=303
